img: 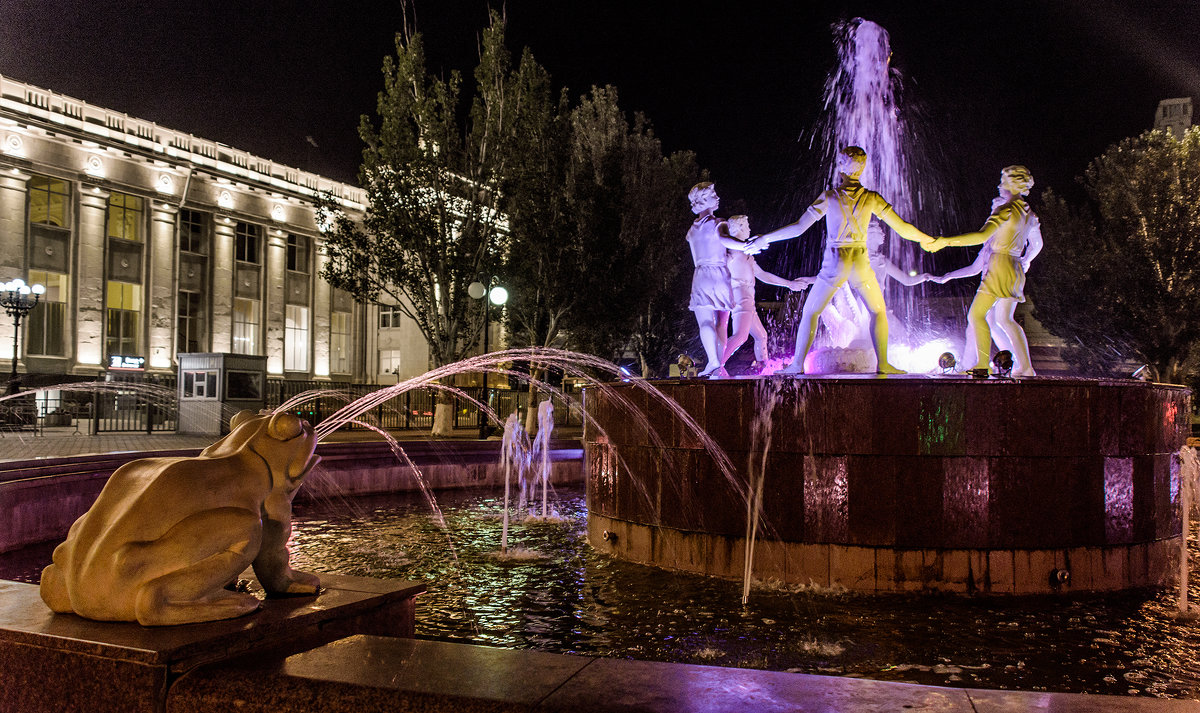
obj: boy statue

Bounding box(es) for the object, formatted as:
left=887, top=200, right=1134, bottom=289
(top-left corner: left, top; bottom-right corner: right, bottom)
left=746, top=146, right=933, bottom=374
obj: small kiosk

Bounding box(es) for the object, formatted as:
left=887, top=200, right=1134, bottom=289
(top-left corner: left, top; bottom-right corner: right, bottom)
left=177, top=353, right=267, bottom=436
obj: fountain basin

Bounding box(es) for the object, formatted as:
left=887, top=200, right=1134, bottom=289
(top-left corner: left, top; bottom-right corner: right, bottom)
left=0, top=439, right=584, bottom=554
left=585, top=376, right=1192, bottom=594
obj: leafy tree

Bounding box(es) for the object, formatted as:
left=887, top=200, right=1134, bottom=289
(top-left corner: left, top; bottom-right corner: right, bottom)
left=1031, top=128, right=1200, bottom=383
left=318, top=12, right=526, bottom=433
left=497, top=84, right=700, bottom=429
left=555, top=87, right=701, bottom=377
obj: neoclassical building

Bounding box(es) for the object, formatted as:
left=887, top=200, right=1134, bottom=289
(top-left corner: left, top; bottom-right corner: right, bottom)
left=0, top=74, right=432, bottom=386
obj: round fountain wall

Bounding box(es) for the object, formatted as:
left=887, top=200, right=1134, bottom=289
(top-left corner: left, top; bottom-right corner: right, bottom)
left=585, top=377, right=1192, bottom=595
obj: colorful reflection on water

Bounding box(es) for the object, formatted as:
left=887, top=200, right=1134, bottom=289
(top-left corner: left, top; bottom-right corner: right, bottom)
left=4, top=485, right=1199, bottom=699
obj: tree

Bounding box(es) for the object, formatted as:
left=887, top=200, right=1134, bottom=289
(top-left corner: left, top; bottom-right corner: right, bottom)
left=318, top=12, right=527, bottom=434
left=554, top=87, right=701, bottom=377
left=1030, top=128, right=1200, bottom=383
left=497, top=84, right=700, bottom=429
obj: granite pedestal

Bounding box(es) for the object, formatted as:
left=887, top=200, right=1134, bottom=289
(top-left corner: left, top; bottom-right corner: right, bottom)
left=0, top=573, right=424, bottom=713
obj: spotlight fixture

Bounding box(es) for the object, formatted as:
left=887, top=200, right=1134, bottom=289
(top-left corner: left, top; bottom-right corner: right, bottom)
left=1132, top=365, right=1155, bottom=382
left=992, top=350, right=1014, bottom=377
left=938, top=352, right=956, bottom=373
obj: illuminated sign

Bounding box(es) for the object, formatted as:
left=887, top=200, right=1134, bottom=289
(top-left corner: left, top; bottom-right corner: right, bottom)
left=108, top=355, right=146, bottom=370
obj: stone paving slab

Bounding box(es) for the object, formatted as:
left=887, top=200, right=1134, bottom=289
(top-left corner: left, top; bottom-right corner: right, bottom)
left=168, top=635, right=1200, bottom=713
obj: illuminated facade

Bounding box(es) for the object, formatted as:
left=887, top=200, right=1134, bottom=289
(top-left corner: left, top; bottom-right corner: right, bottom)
left=1154, top=97, right=1193, bottom=139
left=0, top=74, right=433, bottom=383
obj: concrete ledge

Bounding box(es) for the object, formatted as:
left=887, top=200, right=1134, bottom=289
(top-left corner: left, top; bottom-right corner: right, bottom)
left=0, top=574, right=424, bottom=713
left=168, top=634, right=1200, bottom=712
left=589, top=514, right=1179, bottom=595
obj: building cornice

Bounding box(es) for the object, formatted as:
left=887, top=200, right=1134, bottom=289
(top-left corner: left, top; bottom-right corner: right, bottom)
left=0, top=74, right=364, bottom=213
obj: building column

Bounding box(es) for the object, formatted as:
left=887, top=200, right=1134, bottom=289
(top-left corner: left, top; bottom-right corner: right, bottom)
left=147, top=201, right=177, bottom=372
left=265, top=229, right=286, bottom=375
left=0, top=169, right=29, bottom=363
left=210, top=217, right=234, bottom=353
left=312, top=235, right=331, bottom=379
left=75, top=186, right=108, bottom=372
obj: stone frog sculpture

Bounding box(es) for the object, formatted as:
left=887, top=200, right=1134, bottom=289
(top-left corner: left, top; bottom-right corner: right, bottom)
left=40, top=410, right=321, bottom=626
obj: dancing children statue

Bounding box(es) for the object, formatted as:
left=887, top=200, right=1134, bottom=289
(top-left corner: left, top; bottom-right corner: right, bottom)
left=686, top=182, right=745, bottom=378
left=925, top=166, right=1043, bottom=377
left=721, top=215, right=812, bottom=371
left=746, top=146, right=933, bottom=374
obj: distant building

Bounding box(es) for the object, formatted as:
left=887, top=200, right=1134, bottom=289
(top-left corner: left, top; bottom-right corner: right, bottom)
left=0, top=74, right=437, bottom=387
left=1154, top=97, right=1193, bottom=139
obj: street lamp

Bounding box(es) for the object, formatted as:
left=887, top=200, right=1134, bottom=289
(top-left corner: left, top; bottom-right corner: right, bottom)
left=1, top=278, right=45, bottom=394
left=469, top=278, right=508, bottom=438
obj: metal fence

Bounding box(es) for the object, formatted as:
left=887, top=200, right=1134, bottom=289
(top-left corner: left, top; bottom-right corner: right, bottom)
left=0, top=374, right=178, bottom=435
left=265, top=379, right=585, bottom=431
left=2, top=374, right=585, bottom=436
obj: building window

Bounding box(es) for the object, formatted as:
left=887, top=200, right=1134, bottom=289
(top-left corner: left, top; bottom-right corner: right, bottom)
left=183, top=370, right=218, bottom=398
left=179, top=209, right=208, bottom=254
left=177, top=291, right=207, bottom=353
left=286, top=234, right=308, bottom=272
left=29, top=176, right=70, bottom=227
left=107, top=193, right=143, bottom=242
left=106, top=281, right=141, bottom=357
left=284, top=304, right=309, bottom=372
left=379, top=305, right=403, bottom=329
left=26, top=270, right=67, bottom=357
left=379, top=349, right=403, bottom=377
left=235, top=222, right=261, bottom=264
left=331, top=311, right=351, bottom=374
left=232, top=298, right=259, bottom=355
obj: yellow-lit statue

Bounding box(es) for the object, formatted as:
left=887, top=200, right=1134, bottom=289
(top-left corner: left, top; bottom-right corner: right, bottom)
left=40, top=410, right=321, bottom=626
left=925, top=166, right=1043, bottom=377
left=746, top=146, right=933, bottom=374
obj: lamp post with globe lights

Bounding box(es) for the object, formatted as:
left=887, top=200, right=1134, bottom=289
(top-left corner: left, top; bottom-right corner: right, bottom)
left=1, top=279, right=45, bottom=394
left=468, top=278, right=508, bottom=438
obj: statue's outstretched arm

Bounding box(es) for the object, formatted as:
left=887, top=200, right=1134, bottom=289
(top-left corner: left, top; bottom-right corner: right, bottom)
left=756, top=199, right=825, bottom=245
left=877, top=206, right=933, bottom=244
left=935, top=212, right=1004, bottom=249
left=751, top=261, right=798, bottom=288
left=931, top=249, right=988, bottom=283
left=880, top=258, right=932, bottom=286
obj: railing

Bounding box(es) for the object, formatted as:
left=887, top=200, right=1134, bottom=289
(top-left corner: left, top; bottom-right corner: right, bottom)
left=2, top=374, right=585, bottom=436
left=0, top=373, right=178, bottom=435
left=265, top=379, right=584, bottom=431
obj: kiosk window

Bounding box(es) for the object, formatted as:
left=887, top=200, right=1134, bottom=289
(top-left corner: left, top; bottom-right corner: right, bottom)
left=183, top=371, right=218, bottom=398
left=226, top=371, right=263, bottom=400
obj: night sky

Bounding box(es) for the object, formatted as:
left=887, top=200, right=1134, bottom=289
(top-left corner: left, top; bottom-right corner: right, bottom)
left=3, top=0, right=1199, bottom=227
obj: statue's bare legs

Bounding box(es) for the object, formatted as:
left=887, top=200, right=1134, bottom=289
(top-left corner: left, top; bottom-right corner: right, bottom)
left=962, top=292, right=996, bottom=371
left=694, top=307, right=730, bottom=377
left=855, top=273, right=905, bottom=374
left=985, top=308, right=1013, bottom=353
left=991, top=298, right=1035, bottom=376
left=722, top=312, right=769, bottom=364
left=779, top=279, right=839, bottom=374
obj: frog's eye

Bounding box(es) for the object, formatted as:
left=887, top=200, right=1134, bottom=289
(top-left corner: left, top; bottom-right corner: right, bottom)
left=230, top=410, right=258, bottom=430
left=267, top=413, right=303, bottom=441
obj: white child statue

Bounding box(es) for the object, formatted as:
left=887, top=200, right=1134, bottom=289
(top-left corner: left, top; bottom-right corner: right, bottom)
left=685, top=182, right=746, bottom=378
left=925, top=166, right=1043, bottom=377
left=746, top=146, right=934, bottom=374
left=720, top=214, right=811, bottom=371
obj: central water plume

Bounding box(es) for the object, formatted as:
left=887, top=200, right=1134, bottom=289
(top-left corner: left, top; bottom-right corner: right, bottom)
left=804, top=18, right=941, bottom=367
